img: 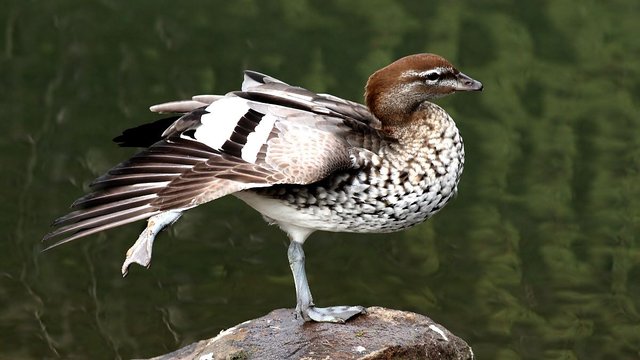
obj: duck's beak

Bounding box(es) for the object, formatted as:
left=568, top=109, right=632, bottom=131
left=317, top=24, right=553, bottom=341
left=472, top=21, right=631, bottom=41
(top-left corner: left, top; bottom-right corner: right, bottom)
left=454, top=72, right=483, bottom=91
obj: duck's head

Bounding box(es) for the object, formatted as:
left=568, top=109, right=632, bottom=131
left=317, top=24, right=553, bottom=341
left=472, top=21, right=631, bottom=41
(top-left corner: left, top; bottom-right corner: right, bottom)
left=365, top=53, right=483, bottom=124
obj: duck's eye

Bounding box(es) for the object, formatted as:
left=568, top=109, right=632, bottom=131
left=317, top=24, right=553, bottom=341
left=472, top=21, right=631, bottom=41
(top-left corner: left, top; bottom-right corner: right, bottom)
left=426, top=72, right=440, bottom=81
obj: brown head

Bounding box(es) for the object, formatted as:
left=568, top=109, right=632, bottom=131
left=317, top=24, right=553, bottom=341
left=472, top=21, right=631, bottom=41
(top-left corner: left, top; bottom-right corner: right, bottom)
left=364, top=53, right=482, bottom=126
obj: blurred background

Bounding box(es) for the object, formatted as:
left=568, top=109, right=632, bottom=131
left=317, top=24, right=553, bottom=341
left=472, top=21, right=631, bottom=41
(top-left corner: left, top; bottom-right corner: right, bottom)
left=2, top=0, right=639, bottom=359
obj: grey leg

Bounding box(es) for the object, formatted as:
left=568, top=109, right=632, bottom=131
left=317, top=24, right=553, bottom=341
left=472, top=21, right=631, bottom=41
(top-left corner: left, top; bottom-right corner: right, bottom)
left=287, top=241, right=366, bottom=323
left=288, top=240, right=314, bottom=318
left=121, top=211, right=182, bottom=276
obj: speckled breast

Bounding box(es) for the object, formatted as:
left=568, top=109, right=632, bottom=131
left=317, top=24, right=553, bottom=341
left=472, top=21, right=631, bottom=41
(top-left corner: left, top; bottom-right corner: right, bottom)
left=244, top=124, right=465, bottom=233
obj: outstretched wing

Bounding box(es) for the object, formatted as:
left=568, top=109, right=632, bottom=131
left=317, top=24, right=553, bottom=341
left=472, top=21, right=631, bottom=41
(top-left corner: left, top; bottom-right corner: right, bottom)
left=44, top=71, right=387, bottom=248
left=152, top=71, right=383, bottom=143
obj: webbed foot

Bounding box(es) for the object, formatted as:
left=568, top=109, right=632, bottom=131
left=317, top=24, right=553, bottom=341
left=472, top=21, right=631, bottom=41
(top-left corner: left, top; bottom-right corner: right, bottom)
left=300, top=305, right=367, bottom=323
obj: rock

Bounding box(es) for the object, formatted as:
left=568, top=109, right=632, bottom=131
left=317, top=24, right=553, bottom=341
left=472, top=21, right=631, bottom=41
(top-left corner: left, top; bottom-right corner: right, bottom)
left=146, top=307, right=473, bottom=360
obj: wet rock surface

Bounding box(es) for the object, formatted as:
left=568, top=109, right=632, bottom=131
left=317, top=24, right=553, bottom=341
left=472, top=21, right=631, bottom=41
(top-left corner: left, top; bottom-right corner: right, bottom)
left=146, top=307, right=473, bottom=360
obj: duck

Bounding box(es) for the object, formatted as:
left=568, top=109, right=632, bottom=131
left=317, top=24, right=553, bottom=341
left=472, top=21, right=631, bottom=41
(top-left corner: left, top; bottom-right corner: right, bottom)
left=44, top=53, right=483, bottom=323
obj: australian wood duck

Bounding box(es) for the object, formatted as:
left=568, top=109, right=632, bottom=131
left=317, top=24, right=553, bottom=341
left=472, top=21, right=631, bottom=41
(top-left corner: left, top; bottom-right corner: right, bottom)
left=44, top=53, right=483, bottom=323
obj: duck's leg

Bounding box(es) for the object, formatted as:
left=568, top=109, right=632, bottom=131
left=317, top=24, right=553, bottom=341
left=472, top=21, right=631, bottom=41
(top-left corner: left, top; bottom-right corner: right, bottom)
left=287, top=240, right=366, bottom=323
left=121, top=211, right=182, bottom=276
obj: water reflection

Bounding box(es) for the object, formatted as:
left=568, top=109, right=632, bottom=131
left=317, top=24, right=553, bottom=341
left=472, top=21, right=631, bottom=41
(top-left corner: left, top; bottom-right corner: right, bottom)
left=2, top=0, right=639, bottom=359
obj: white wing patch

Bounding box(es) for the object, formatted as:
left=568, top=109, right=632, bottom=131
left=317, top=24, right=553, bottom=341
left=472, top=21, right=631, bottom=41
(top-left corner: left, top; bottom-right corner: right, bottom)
left=242, top=113, right=276, bottom=163
left=194, top=97, right=250, bottom=150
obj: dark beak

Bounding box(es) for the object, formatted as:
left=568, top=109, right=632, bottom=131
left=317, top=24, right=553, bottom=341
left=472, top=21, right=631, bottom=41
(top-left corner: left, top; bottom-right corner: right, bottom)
left=454, top=72, right=483, bottom=91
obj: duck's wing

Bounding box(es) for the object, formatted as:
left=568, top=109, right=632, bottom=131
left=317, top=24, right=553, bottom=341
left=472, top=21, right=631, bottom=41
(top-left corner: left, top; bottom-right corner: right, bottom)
left=44, top=73, right=387, bottom=248
left=151, top=71, right=383, bottom=139
left=238, top=71, right=382, bottom=129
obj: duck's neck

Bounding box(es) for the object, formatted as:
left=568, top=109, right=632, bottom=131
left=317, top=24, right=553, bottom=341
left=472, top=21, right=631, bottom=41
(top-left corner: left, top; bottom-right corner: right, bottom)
left=380, top=101, right=451, bottom=138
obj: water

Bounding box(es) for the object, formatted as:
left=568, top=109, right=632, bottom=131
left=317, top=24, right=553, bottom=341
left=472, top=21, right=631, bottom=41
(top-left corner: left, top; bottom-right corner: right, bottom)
left=2, top=1, right=639, bottom=359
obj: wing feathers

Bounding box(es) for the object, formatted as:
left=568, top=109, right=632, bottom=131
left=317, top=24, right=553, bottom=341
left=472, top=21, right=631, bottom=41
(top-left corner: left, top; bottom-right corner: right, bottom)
left=44, top=205, right=158, bottom=242
left=45, top=136, right=272, bottom=246
left=44, top=211, right=158, bottom=250
left=53, top=195, right=157, bottom=227
left=45, top=138, right=223, bottom=246
left=113, top=116, right=180, bottom=148
left=91, top=174, right=177, bottom=188
left=71, top=185, right=163, bottom=208
left=107, top=163, right=193, bottom=175
left=149, top=100, right=211, bottom=114
left=46, top=69, right=387, bottom=247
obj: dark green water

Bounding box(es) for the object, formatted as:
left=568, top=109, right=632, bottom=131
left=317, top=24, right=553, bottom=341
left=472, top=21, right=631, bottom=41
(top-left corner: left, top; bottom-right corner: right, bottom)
left=2, top=1, right=639, bottom=359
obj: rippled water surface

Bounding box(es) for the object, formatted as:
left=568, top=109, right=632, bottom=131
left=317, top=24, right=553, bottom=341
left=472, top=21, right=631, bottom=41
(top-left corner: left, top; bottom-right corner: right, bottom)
left=2, top=1, right=639, bottom=359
